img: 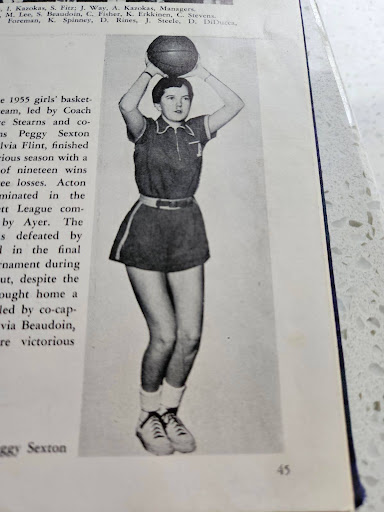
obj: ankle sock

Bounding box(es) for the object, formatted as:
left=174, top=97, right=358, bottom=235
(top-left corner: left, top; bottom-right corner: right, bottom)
left=138, top=386, right=162, bottom=424
left=160, top=380, right=186, bottom=413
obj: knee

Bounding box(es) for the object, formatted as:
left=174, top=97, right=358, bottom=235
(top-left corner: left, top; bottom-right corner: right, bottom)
left=176, top=329, right=201, bottom=353
left=150, top=330, right=177, bottom=353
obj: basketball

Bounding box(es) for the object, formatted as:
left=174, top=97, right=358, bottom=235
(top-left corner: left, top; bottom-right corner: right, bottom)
left=147, top=36, right=198, bottom=77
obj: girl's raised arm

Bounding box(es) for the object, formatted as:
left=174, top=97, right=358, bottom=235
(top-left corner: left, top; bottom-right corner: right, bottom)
left=119, top=59, right=165, bottom=141
left=183, top=59, right=244, bottom=134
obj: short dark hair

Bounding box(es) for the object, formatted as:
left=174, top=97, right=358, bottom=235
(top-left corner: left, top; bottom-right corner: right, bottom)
left=152, top=77, right=194, bottom=104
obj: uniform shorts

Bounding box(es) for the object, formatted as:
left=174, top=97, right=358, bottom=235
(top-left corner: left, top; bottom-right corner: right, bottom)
left=109, top=199, right=210, bottom=273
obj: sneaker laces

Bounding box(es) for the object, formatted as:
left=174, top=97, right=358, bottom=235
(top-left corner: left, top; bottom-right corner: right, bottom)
left=163, top=412, right=188, bottom=436
left=144, top=413, right=167, bottom=439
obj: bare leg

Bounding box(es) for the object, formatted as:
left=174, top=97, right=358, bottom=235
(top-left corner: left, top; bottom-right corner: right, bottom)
left=165, top=265, right=204, bottom=388
left=127, top=267, right=176, bottom=392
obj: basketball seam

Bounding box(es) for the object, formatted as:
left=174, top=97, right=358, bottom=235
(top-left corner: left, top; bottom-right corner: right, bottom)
left=150, top=55, right=197, bottom=69
left=151, top=50, right=196, bottom=54
left=151, top=60, right=195, bottom=72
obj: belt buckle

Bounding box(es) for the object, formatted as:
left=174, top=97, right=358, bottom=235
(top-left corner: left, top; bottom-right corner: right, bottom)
left=155, top=198, right=191, bottom=209
left=156, top=199, right=172, bottom=208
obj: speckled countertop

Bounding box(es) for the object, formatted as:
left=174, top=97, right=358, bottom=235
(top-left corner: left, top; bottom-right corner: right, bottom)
left=303, top=2, right=384, bottom=510
left=314, top=0, right=384, bottom=201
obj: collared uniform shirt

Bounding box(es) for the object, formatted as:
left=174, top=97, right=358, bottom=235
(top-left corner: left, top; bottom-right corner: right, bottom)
left=127, top=115, right=216, bottom=200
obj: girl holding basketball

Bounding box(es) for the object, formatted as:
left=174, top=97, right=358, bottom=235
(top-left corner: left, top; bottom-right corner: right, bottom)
left=110, top=51, right=244, bottom=456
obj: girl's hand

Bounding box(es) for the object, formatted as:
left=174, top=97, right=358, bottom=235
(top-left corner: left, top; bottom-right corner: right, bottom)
left=181, top=57, right=210, bottom=81
left=145, top=54, right=167, bottom=78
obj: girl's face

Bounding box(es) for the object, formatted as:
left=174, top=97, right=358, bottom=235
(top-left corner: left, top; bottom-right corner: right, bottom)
left=156, top=85, right=192, bottom=123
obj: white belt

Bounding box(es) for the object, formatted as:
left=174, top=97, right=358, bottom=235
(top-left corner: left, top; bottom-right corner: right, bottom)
left=139, top=194, right=194, bottom=210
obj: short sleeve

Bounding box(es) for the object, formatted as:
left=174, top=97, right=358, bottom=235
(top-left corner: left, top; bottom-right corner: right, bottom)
left=186, top=115, right=217, bottom=147
left=126, top=116, right=153, bottom=145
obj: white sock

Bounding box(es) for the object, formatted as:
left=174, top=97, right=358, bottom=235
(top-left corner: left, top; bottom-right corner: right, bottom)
left=138, top=386, right=162, bottom=424
left=160, top=380, right=186, bottom=413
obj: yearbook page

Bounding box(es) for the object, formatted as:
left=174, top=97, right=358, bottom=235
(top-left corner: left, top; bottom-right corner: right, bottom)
left=0, top=1, right=354, bottom=511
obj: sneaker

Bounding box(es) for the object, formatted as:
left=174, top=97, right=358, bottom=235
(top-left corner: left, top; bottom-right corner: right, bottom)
left=136, top=412, right=174, bottom=456
left=161, top=409, right=196, bottom=453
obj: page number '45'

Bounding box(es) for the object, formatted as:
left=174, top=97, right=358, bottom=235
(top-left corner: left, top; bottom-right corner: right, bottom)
left=277, top=464, right=291, bottom=476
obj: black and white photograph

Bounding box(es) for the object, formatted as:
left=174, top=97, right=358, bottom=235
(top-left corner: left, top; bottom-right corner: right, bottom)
left=79, top=35, right=283, bottom=457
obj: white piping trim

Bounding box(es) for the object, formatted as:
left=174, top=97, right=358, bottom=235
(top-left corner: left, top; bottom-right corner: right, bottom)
left=174, top=129, right=181, bottom=160
left=183, top=123, right=195, bottom=136
left=204, top=115, right=212, bottom=140
left=156, top=118, right=171, bottom=134
left=115, top=202, right=142, bottom=260
left=134, top=118, right=147, bottom=143
left=156, top=117, right=195, bottom=136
